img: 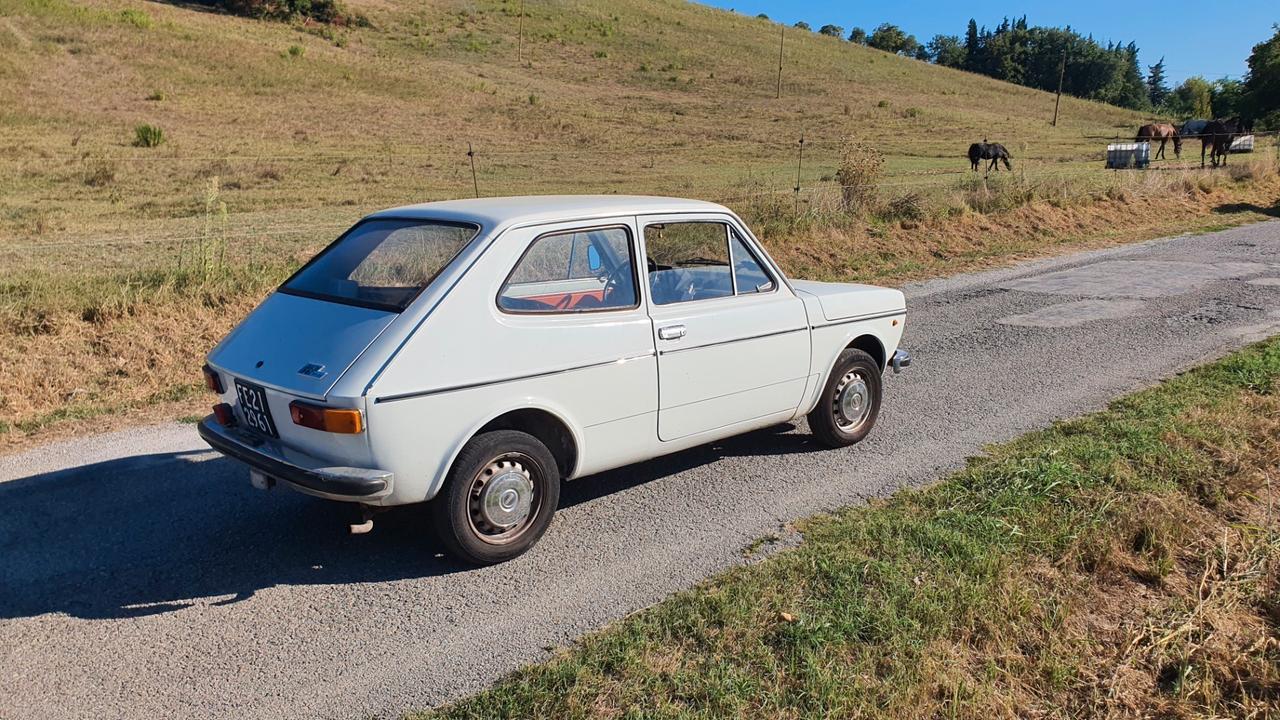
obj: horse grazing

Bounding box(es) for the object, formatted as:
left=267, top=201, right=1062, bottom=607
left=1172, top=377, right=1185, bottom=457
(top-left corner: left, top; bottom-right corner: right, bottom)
left=1200, top=118, right=1242, bottom=168
left=1136, top=123, right=1180, bottom=160
left=968, top=142, right=1013, bottom=173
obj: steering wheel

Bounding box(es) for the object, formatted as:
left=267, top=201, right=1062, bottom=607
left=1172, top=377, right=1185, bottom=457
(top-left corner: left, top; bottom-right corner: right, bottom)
left=597, top=263, right=630, bottom=304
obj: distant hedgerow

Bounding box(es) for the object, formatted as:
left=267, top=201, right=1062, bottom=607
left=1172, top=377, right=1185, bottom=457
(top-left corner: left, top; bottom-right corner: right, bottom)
left=210, top=0, right=367, bottom=26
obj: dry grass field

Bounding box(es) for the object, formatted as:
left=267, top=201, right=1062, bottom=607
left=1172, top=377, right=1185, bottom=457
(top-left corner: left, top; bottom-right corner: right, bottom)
left=1, top=0, right=1278, bottom=443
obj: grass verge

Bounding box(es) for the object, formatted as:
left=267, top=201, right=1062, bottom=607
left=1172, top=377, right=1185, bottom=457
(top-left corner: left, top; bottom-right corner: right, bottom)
left=412, top=337, right=1280, bottom=719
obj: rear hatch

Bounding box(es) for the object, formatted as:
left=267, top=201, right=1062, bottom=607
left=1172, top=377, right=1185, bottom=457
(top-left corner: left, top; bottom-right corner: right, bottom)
left=207, top=291, right=397, bottom=400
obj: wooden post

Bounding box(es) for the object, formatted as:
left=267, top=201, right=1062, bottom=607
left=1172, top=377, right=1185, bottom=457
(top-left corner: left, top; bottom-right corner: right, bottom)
left=1051, top=50, right=1066, bottom=127
left=517, top=0, right=525, bottom=63
left=793, top=135, right=804, bottom=214
left=775, top=25, right=785, bottom=99
left=467, top=143, right=479, bottom=198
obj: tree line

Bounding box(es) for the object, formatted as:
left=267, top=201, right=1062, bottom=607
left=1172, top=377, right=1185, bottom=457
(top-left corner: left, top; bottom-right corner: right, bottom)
left=775, top=15, right=1280, bottom=130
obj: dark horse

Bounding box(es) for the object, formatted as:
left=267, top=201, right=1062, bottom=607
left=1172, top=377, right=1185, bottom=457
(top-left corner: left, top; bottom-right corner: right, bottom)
left=968, top=142, right=1012, bottom=173
left=1136, top=123, right=1181, bottom=160
left=1200, top=117, right=1243, bottom=168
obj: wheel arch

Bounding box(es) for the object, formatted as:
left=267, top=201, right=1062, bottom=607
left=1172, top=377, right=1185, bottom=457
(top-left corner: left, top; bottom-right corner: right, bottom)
left=433, top=403, right=582, bottom=500
left=845, top=333, right=887, bottom=371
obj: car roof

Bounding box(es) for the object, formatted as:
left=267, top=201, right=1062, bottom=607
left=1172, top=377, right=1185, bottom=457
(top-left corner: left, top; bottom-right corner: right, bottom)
left=365, top=195, right=732, bottom=228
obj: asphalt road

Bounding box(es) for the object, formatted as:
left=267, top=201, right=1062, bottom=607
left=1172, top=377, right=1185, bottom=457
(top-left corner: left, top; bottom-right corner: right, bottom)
left=3, top=221, right=1279, bottom=719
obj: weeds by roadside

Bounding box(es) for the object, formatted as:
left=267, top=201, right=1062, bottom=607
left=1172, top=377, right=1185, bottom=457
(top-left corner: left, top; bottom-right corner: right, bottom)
left=412, top=338, right=1280, bottom=719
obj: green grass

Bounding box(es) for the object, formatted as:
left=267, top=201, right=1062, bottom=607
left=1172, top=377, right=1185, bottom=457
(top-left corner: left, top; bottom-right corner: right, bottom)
left=412, top=338, right=1280, bottom=719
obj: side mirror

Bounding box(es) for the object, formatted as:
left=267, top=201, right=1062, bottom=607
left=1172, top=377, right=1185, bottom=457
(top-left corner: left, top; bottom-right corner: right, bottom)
left=587, top=245, right=602, bottom=272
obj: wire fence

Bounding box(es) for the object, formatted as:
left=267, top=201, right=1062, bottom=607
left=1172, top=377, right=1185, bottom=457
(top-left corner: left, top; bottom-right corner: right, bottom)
left=1, top=130, right=1276, bottom=260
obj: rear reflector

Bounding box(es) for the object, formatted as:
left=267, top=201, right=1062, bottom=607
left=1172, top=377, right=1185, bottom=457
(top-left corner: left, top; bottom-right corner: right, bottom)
left=202, top=365, right=224, bottom=394
left=289, top=401, right=364, bottom=434
left=213, top=403, right=236, bottom=426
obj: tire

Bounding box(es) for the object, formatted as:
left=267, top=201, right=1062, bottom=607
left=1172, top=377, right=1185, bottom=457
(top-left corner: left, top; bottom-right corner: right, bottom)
left=431, top=430, right=561, bottom=565
left=807, top=348, right=883, bottom=448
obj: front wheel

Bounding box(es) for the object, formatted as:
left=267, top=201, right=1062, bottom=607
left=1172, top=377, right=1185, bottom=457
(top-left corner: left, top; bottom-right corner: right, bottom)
left=432, top=430, right=560, bottom=565
left=807, top=348, right=882, bottom=448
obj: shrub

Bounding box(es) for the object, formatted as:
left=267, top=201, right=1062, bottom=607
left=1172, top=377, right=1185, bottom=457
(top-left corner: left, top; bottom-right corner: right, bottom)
left=133, top=124, right=165, bottom=148
left=835, top=140, right=884, bottom=214
left=959, top=175, right=1035, bottom=214
left=901, top=107, right=923, bottom=118
left=725, top=176, right=800, bottom=237
left=83, top=159, right=117, bottom=187
left=146, top=90, right=166, bottom=101
left=880, top=191, right=926, bottom=221
left=284, top=44, right=305, bottom=58
left=119, top=9, right=152, bottom=29
left=221, top=0, right=354, bottom=24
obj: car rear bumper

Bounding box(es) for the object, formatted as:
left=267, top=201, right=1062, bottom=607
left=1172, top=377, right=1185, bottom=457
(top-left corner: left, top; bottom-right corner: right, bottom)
left=197, top=416, right=393, bottom=501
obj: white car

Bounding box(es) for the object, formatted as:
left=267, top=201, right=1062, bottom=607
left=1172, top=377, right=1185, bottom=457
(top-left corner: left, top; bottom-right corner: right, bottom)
left=199, top=196, right=909, bottom=563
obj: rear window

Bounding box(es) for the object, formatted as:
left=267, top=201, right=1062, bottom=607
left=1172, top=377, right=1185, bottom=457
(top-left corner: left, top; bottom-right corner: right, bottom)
left=281, top=218, right=480, bottom=312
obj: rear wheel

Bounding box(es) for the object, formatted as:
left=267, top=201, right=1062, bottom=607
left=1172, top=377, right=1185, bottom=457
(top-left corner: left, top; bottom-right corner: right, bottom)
left=432, top=430, right=560, bottom=565
left=807, top=348, right=882, bottom=448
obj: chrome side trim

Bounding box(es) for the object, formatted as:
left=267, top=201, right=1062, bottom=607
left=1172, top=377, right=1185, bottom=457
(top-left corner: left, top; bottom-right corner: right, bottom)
left=658, top=326, right=809, bottom=355
left=809, top=309, right=906, bottom=329
left=373, top=350, right=656, bottom=403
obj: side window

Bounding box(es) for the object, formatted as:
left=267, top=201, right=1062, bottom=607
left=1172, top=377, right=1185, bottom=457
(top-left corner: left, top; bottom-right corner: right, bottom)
left=729, top=229, right=775, bottom=294
left=498, top=227, right=638, bottom=313
left=644, top=222, right=733, bottom=305
left=644, top=222, right=775, bottom=304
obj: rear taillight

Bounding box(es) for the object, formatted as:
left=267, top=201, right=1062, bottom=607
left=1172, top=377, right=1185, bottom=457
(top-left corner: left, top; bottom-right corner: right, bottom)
left=289, top=401, right=364, bottom=434
left=202, top=365, right=224, bottom=394
left=212, top=403, right=236, bottom=426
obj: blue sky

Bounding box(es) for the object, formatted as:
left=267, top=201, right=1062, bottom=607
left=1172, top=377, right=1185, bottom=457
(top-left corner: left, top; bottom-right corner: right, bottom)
left=697, top=1, right=1277, bottom=85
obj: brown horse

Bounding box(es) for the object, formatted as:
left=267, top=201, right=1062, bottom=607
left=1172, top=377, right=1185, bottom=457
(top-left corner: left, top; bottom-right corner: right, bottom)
left=1136, top=123, right=1180, bottom=160
left=1200, top=118, right=1243, bottom=168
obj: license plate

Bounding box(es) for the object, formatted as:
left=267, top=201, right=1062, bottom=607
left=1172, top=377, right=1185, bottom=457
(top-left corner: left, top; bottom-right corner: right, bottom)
left=234, top=379, right=279, bottom=438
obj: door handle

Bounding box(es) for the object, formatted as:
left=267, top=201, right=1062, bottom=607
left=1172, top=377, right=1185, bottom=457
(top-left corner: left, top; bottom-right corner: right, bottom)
left=658, top=324, right=686, bottom=340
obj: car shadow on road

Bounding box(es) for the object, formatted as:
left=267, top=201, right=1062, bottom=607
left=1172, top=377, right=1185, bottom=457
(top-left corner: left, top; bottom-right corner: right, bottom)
left=0, top=423, right=820, bottom=621
left=560, top=422, right=817, bottom=509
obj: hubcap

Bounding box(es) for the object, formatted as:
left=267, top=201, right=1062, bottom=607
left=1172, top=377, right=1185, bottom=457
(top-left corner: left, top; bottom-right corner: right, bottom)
left=468, top=455, right=538, bottom=544
left=833, top=371, right=871, bottom=430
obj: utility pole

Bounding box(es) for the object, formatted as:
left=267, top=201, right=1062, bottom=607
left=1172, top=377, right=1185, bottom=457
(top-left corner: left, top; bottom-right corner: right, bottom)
left=775, top=25, right=785, bottom=99
left=1051, top=50, right=1066, bottom=127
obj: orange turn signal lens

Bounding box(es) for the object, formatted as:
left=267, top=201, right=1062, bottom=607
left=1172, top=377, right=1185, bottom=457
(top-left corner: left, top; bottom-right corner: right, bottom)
left=202, top=365, right=224, bottom=394
left=289, top=401, right=364, bottom=434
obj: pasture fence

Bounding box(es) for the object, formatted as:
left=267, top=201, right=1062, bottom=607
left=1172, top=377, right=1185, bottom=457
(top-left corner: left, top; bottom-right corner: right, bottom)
left=1, top=130, right=1277, bottom=265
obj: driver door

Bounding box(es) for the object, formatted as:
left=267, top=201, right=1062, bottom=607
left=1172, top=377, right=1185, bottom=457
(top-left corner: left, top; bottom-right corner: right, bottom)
left=641, top=214, right=810, bottom=441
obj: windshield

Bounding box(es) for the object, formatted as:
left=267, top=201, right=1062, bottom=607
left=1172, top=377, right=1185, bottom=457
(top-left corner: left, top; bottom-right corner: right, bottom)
left=281, top=218, right=480, bottom=312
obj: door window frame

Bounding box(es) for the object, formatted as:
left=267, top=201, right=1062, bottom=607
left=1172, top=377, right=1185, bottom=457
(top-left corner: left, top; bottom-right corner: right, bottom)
left=638, top=214, right=783, bottom=308
left=495, top=223, right=642, bottom=315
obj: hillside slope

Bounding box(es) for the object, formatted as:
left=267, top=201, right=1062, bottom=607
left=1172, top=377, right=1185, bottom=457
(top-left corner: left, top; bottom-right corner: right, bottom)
left=5, top=0, right=1278, bottom=444
left=0, top=0, right=1149, bottom=243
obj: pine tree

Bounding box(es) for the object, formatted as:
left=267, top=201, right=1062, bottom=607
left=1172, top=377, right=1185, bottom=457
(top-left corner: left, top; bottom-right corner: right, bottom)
left=1119, top=42, right=1149, bottom=110
left=1146, top=57, right=1169, bottom=108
